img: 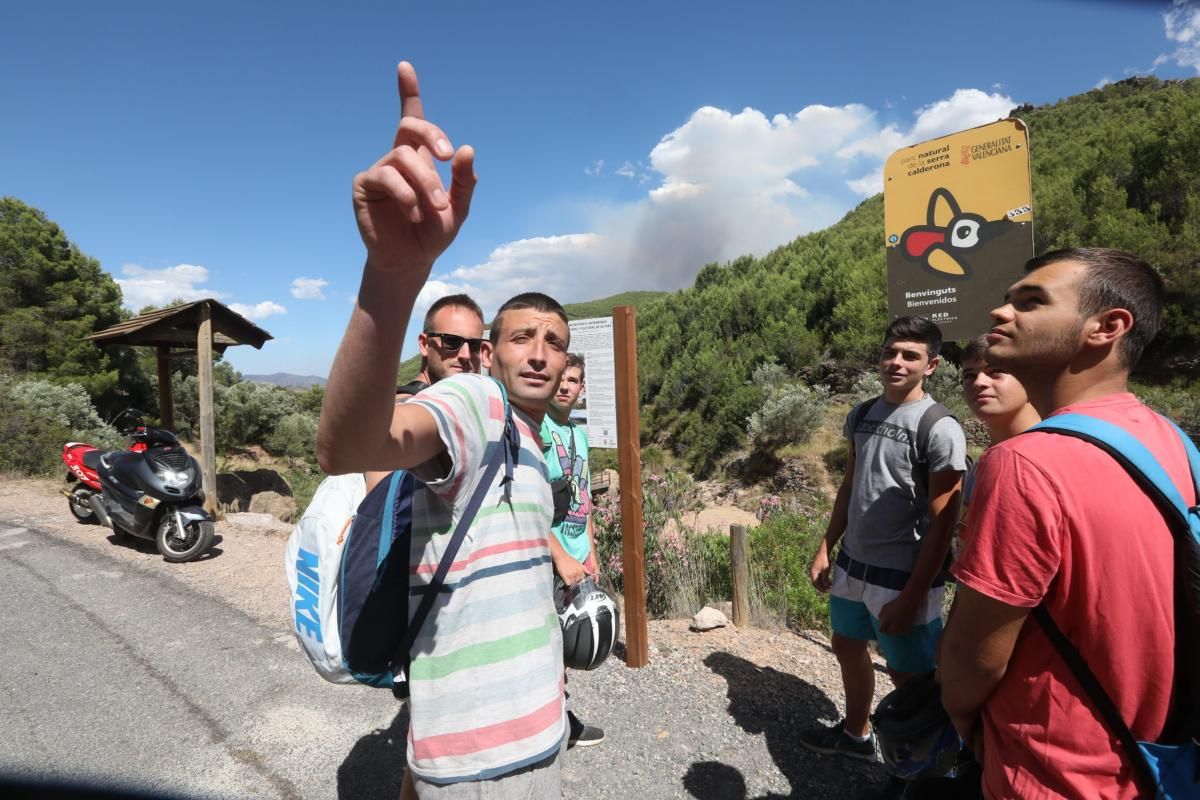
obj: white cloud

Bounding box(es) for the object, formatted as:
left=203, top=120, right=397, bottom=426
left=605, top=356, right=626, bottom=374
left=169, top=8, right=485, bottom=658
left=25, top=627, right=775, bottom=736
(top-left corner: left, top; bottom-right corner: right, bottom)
left=584, top=159, right=604, bottom=176
left=423, top=86, right=1017, bottom=306
left=290, top=277, right=328, bottom=300
left=840, top=88, right=1014, bottom=195
left=1095, top=76, right=1114, bottom=90
left=1163, top=0, right=1200, bottom=72
left=427, top=235, right=608, bottom=314
left=907, top=89, right=1014, bottom=142
left=229, top=301, right=287, bottom=321
left=117, top=263, right=222, bottom=311
left=846, top=167, right=885, bottom=197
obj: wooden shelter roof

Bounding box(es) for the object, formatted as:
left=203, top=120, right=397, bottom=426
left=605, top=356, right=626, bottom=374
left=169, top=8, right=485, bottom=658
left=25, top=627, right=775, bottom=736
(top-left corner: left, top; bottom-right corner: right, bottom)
left=84, top=299, right=273, bottom=353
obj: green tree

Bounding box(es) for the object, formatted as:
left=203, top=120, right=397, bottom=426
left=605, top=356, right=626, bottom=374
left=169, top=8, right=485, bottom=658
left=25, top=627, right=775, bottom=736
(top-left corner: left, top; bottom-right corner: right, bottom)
left=0, top=197, right=153, bottom=416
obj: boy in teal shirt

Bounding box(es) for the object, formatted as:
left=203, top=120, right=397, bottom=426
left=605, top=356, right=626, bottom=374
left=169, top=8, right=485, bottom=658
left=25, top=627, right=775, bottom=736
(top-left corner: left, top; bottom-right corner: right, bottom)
left=541, top=353, right=604, bottom=746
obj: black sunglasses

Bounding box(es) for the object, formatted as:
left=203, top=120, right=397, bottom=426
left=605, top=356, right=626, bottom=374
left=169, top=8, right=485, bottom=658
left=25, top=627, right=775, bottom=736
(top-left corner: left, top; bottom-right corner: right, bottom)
left=425, top=331, right=485, bottom=354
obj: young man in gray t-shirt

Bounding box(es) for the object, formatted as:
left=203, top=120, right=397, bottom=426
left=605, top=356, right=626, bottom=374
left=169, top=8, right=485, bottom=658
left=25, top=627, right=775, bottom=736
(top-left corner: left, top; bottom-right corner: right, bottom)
left=802, top=316, right=966, bottom=767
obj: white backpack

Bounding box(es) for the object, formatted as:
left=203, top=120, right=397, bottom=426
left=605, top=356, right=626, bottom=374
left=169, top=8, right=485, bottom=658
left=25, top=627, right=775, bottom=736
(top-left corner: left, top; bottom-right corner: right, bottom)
left=283, top=472, right=365, bottom=684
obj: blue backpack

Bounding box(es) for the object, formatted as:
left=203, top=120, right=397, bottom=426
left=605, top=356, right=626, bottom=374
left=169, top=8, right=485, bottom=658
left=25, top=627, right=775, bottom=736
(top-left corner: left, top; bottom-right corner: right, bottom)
left=1030, top=413, right=1200, bottom=799
left=287, top=393, right=519, bottom=695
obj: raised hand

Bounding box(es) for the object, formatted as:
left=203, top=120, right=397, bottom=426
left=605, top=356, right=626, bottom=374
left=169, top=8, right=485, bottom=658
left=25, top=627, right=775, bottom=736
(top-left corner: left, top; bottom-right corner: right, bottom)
left=352, top=62, right=476, bottom=275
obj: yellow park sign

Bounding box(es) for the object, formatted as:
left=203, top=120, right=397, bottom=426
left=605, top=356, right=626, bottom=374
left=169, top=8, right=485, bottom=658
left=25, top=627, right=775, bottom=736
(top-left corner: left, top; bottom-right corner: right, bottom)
left=884, top=118, right=1034, bottom=342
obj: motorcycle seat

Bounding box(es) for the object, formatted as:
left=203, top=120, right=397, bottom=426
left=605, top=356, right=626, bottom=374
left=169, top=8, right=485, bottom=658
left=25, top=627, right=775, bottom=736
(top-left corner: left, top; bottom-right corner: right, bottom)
left=82, top=450, right=105, bottom=471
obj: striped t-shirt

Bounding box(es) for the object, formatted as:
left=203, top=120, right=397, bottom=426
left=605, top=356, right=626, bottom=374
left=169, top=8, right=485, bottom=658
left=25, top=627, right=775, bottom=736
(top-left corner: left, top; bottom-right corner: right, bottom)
left=405, top=374, right=566, bottom=784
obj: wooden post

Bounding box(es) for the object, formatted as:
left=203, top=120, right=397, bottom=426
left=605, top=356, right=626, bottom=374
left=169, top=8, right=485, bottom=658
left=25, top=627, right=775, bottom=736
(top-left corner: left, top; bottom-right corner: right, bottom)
left=197, top=304, right=218, bottom=518
left=613, top=305, right=648, bottom=667
left=730, top=524, right=750, bottom=627
left=156, top=345, right=174, bottom=433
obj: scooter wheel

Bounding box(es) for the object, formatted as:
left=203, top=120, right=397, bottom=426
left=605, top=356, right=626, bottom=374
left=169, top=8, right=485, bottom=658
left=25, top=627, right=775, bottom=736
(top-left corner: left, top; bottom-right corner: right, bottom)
left=156, top=516, right=215, bottom=563
left=68, top=486, right=98, bottom=524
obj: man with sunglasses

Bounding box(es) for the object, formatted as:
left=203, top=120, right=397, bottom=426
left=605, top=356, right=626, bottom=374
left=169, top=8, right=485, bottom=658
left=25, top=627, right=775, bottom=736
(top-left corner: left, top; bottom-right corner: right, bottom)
left=319, top=62, right=568, bottom=797
left=407, top=294, right=487, bottom=393
left=366, top=294, right=486, bottom=494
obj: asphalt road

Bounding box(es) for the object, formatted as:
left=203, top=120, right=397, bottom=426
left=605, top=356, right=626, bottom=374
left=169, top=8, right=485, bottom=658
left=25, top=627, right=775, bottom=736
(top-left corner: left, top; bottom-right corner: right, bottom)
left=0, top=519, right=408, bottom=800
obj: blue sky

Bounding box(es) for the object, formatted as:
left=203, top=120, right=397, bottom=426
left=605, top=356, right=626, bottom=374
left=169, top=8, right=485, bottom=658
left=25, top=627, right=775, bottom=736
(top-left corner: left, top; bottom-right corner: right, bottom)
left=4, top=0, right=1199, bottom=378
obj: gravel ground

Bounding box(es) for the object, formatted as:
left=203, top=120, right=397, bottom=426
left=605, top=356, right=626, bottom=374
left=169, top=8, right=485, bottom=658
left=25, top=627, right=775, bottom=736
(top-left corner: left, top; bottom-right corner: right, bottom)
left=3, top=476, right=893, bottom=799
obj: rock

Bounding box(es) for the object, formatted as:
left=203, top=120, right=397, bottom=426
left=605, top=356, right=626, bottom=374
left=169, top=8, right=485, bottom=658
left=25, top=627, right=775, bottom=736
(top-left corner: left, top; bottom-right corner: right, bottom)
left=216, top=468, right=293, bottom=512
left=706, top=600, right=734, bottom=619
left=224, top=512, right=293, bottom=533
left=690, top=606, right=728, bottom=632
left=248, top=491, right=298, bottom=523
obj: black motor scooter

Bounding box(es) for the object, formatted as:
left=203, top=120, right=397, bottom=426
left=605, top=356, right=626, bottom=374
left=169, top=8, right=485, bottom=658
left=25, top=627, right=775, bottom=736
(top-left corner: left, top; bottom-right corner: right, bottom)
left=66, top=409, right=215, bottom=563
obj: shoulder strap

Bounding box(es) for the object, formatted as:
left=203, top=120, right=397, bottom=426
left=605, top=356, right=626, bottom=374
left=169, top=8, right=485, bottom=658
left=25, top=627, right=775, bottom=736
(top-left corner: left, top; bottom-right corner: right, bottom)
left=1029, top=412, right=1200, bottom=795
left=1032, top=607, right=1160, bottom=792
left=392, top=396, right=520, bottom=672
left=1031, top=414, right=1196, bottom=529
left=566, top=423, right=577, bottom=476
left=915, top=402, right=954, bottom=463
left=396, top=379, right=429, bottom=397
left=850, top=396, right=880, bottom=436
left=379, top=470, right=404, bottom=558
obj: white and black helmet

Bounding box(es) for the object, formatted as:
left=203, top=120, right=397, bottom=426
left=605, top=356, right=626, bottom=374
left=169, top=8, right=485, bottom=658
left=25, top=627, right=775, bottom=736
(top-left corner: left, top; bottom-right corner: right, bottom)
left=871, top=671, right=962, bottom=780
left=553, top=576, right=620, bottom=670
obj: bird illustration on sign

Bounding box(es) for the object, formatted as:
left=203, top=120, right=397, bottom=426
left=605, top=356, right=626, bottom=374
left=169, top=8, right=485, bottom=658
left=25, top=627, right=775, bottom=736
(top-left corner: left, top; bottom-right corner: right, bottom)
left=898, top=188, right=1013, bottom=280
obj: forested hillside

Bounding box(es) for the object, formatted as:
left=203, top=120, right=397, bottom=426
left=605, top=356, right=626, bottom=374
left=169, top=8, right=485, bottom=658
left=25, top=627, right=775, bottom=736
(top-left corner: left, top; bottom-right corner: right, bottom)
left=637, top=77, right=1200, bottom=473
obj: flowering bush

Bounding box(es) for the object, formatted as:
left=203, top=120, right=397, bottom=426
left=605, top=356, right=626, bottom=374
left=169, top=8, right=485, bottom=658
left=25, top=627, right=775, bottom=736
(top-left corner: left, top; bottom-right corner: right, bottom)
left=756, top=494, right=783, bottom=522
left=593, top=467, right=705, bottom=616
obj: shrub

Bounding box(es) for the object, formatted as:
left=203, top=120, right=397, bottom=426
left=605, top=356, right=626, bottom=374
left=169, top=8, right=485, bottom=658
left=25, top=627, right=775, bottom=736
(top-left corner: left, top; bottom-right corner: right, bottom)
left=0, top=374, right=121, bottom=475
left=219, top=381, right=301, bottom=451
left=266, top=412, right=318, bottom=460
left=748, top=509, right=830, bottom=631
left=1135, top=382, right=1200, bottom=439
left=746, top=362, right=831, bottom=454
left=924, top=360, right=970, bottom=422
left=848, top=370, right=882, bottom=405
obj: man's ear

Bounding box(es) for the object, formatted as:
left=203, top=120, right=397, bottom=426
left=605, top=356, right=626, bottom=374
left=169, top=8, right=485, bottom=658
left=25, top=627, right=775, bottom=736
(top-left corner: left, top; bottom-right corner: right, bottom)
left=479, top=341, right=493, bottom=371
left=417, top=332, right=430, bottom=359
left=1087, top=308, right=1135, bottom=350
left=925, top=355, right=941, bottom=377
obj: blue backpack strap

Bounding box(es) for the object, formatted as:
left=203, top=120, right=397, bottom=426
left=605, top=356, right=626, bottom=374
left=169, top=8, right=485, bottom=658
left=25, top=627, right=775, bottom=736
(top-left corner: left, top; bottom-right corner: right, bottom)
left=1029, top=412, right=1200, bottom=796
left=377, top=470, right=405, bottom=566
left=1032, top=414, right=1197, bottom=528
left=1167, top=419, right=1200, bottom=500
left=391, top=389, right=520, bottom=676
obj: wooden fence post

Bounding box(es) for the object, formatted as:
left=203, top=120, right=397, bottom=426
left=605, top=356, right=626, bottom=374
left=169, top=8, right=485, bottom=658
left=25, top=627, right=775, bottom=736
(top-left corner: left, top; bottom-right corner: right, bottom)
left=613, top=305, right=648, bottom=667
left=197, top=304, right=218, bottom=518
left=730, top=524, right=750, bottom=627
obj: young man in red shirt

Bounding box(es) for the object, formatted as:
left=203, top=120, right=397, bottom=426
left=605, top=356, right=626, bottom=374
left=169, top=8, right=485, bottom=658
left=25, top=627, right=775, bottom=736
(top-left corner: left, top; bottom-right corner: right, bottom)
left=940, top=248, right=1194, bottom=799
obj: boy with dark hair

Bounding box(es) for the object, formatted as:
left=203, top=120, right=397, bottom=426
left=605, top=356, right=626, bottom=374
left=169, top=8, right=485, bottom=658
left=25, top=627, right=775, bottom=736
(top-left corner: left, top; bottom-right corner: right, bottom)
left=960, top=334, right=1040, bottom=448
left=803, top=315, right=967, bottom=773
left=540, top=352, right=605, bottom=748
left=941, top=248, right=1193, bottom=798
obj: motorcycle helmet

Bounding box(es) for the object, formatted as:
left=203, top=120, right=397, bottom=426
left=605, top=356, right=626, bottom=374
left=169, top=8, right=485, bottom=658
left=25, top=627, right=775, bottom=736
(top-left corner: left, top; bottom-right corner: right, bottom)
left=553, top=575, right=619, bottom=670
left=871, top=671, right=962, bottom=780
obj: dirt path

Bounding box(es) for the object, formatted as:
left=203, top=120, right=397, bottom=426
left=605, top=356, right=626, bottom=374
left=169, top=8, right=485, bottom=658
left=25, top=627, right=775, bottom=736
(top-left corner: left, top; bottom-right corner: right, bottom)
left=3, top=475, right=894, bottom=798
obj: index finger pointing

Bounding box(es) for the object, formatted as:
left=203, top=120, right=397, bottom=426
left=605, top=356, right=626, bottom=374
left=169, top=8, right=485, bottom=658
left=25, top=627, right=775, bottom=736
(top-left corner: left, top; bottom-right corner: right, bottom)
left=397, top=61, right=424, bottom=123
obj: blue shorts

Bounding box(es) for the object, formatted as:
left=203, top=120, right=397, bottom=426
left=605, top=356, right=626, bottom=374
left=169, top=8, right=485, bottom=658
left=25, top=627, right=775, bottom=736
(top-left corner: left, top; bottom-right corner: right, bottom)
left=829, top=594, right=941, bottom=674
